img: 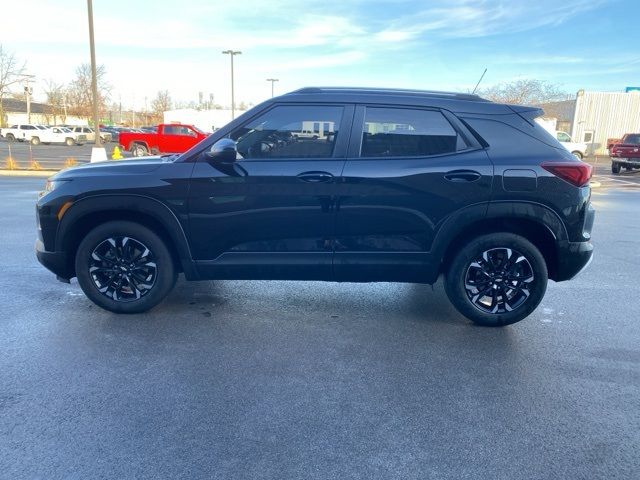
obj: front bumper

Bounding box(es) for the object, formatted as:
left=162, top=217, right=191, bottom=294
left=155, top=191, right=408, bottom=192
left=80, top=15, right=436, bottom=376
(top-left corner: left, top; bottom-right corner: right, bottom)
left=35, top=239, right=73, bottom=281
left=555, top=240, right=593, bottom=281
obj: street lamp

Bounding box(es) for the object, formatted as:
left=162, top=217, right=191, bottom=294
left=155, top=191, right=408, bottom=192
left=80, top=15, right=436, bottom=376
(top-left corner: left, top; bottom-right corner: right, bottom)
left=266, top=78, right=279, bottom=98
left=222, top=50, right=242, bottom=119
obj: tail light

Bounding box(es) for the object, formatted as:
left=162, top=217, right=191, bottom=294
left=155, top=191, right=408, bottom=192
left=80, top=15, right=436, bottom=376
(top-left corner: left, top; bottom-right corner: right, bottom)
left=541, top=161, right=593, bottom=187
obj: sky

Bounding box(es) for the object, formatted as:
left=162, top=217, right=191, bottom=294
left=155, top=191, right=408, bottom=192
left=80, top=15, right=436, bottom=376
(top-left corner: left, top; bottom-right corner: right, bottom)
left=3, top=0, right=639, bottom=109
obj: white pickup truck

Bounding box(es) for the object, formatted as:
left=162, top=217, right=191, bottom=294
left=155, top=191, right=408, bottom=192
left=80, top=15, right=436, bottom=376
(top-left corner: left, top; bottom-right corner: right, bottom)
left=1, top=124, right=85, bottom=146
left=555, top=131, right=588, bottom=160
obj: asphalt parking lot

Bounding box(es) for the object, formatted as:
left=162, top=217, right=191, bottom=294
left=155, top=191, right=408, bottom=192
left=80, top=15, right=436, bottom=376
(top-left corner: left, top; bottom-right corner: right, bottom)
left=1, top=174, right=639, bottom=479
left=0, top=137, right=126, bottom=169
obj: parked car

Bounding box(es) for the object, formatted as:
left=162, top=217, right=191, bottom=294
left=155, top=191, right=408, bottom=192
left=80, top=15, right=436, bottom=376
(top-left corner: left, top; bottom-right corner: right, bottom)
left=119, top=123, right=208, bottom=156
left=99, top=126, right=121, bottom=143
left=1, top=124, right=43, bottom=142
left=556, top=131, right=587, bottom=159
left=36, top=87, right=594, bottom=326
left=68, top=126, right=112, bottom=143
left=609, top=133, right=640, bottom=174
left=1, top=124, right=85, bottom=145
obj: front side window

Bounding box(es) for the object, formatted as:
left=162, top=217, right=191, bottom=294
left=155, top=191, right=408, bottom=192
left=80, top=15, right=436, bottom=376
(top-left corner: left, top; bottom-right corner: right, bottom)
left=360, top=107, right=463, bottom=157
left=230, top=105, right=343, bottom=159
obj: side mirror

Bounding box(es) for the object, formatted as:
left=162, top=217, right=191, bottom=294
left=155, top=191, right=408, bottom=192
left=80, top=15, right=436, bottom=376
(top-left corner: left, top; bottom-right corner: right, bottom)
left=206, top=138, right=237, bottom=163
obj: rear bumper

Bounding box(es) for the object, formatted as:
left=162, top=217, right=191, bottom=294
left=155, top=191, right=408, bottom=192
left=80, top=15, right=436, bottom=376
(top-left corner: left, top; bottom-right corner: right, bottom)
left=611, top=157, right=640, bottom=166
left=35, top=239, right=73, bottom=281
left=555, top=240, right=593, bottom=281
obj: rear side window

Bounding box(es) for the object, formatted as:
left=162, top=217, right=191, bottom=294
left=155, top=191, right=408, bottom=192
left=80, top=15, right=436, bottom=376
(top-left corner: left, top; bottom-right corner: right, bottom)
left=360, top=108, right=464, bottom=157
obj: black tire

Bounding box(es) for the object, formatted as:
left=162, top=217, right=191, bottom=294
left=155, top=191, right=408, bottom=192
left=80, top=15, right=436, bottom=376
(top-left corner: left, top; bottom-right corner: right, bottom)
left=30, top=136, right=40, bottom=145
left=571, top=151, right=583, bottom=160
left=611, top=162, right=621, bottom=174
left=445, top=233, right=548, bottom=327
left=65, top=138, right=74, bottom=146
left=625, top=165, right=633, bottom=171
left=132, top=143, right=148, bottom=157
left=6, top=133, right=15, bottom=142
left=75, top=221, right=177, bottom=313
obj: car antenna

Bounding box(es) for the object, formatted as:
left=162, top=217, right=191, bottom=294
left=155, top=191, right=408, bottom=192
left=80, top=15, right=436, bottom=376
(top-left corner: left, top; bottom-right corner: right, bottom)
left=471, top=68, right=487, bottom=94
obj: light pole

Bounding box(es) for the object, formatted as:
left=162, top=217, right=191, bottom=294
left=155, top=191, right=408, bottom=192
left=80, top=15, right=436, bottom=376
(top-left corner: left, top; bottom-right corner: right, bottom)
left=222, top=50, right=241, bottom=119
left=266, top=78, right=279, bottom=98
left=87, top=0, right=104, bottom=156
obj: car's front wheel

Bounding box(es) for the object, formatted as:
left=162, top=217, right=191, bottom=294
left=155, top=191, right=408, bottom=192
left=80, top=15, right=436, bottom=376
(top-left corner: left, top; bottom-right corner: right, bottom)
left=571, top=151, right=583, bottom=160
left=445, top=233, right=548, bottom=326
left=612, top=162, right=621, bottom=174
left=75, top=221, right=177, bottom=313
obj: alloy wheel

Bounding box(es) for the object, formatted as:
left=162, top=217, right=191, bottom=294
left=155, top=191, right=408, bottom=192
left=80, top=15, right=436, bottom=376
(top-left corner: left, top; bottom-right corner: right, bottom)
left=464, top=247, right=534, bottom=314
left=89, top=236, right=157, bottom=302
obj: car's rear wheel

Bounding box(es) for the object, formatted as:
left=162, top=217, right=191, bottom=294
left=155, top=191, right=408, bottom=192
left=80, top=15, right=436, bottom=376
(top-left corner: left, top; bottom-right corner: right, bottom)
left=30, top=136, right=40, bottom=145
left=612, top=162, right=621, bottom=174
left=65, top=138, right=75, bottom=146
left=75, top=221, right=177, bottom=313
left=132, top=143, right=148, bottom=157
left=571, top=151, right=583, bottom=160
left=445, top=233, right=548, bottom=326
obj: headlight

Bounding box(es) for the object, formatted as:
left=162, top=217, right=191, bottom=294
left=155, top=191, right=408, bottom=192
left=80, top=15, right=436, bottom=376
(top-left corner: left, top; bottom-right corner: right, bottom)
left=41, top=179, right=70, bottom=195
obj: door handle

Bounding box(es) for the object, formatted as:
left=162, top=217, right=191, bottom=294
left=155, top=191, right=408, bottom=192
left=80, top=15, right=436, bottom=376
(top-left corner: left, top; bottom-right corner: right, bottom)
left=297, top=171, right=334, bottom=183
left=444, top=170, right=482, bottom=182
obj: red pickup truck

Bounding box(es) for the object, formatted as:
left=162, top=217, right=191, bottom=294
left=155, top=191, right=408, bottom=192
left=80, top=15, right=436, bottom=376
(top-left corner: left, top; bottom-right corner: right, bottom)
left=119, top=124, right=209, bottom=156
left=610, top=133, right=640, bottom=174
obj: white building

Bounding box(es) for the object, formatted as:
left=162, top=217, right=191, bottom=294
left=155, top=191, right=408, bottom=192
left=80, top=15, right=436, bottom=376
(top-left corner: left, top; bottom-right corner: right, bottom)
left=571, top=90, right=640, bottom=154
left=163, top=108, right=234, bottom=133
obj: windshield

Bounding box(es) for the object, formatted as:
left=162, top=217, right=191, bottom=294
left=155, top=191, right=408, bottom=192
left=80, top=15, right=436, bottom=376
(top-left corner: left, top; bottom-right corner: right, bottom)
left=622, top=134, right=640, bottom=144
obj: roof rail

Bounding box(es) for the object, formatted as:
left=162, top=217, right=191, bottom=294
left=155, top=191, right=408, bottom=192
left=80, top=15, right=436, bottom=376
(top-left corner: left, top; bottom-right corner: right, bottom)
left=288, top=86, right=487, bottom=102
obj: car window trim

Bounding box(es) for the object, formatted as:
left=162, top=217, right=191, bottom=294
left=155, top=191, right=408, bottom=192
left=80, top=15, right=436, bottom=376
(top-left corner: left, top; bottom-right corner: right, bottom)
left=192, top=102, right=355, bottom=163
left=348, top=104, right=484, bottom=159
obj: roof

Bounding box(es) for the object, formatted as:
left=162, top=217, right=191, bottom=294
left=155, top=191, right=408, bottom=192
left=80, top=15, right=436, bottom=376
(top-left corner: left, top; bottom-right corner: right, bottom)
left=289, top=86, right=488, bottom=102
left=0, top=98, right=50, bottom=114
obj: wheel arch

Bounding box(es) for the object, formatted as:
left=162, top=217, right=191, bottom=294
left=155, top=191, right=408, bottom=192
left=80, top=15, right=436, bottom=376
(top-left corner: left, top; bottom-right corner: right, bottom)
left=434, top=201, right=567, bottom=281
left=56, top=195, right=199, bottom=280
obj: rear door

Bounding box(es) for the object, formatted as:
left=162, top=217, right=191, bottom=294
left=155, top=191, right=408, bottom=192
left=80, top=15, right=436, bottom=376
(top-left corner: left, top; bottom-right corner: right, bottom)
left=334, top=105, right=492, bottom=283
left=188, top=103, right=353, bottom=280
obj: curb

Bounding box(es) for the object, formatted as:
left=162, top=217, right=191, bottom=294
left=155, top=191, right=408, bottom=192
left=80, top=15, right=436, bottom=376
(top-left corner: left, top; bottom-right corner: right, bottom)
left=0, top=169, right=57, bottom=177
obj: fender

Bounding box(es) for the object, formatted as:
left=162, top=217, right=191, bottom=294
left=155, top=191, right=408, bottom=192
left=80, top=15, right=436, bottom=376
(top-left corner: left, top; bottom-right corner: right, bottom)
left=430, top=200, right=567, bottom=259
left=56, top=194, right=199, bottom=280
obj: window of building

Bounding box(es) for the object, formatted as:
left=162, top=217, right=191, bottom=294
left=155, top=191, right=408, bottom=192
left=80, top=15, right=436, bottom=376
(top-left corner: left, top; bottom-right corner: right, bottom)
left=360, top=108, right=463, bottom=157
left=230, top=105, right=343, bottom=159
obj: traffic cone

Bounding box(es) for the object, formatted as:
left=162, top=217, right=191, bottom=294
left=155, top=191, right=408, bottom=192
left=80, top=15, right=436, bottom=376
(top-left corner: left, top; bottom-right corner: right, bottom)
left=112, top=145, right=123, bottom=160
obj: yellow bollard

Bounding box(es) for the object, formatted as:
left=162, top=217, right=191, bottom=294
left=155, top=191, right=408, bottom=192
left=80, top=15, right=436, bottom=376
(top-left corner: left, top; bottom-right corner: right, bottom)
left=111, top=145, right=123, bottom=160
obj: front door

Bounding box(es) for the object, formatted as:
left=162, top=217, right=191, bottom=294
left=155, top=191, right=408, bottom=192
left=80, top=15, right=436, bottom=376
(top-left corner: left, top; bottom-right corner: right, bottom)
left=188, top=104, right=352, bottom=280
left=334, top=105, right=493, bottom=283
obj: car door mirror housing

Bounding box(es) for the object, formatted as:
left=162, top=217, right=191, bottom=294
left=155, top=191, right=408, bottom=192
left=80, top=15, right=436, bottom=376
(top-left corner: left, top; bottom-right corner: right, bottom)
left=206, top=138, right=237, bottom=163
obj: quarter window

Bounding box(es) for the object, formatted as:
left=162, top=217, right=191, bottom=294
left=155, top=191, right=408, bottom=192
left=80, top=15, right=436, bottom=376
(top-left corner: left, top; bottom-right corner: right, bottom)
left=360, top=107, right=463, bottom=157
left=230, top=105, right=343, bottom=159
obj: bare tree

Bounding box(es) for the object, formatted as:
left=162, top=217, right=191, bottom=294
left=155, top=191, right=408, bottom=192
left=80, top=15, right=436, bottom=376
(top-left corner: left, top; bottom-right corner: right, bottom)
left=66, top=63, right=110, bottom=119
left=0, top=45, right=26, bottom=126
left=44, top=80, right=67, bottom=123
left=481, top=79, right=570, bottom=105
left=151, top=90, right=172, bottom=115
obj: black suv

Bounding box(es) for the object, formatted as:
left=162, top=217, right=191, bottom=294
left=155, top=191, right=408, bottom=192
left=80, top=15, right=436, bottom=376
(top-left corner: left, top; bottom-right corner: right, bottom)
left=36, top=87, right=595, bottom=326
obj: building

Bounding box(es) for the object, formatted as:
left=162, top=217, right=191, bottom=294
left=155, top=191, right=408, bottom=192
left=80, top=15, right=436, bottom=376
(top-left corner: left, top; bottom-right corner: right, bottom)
left=537, top=100, right=576, bottom=134
left=0, top=98, right=87, bottom=127
left=571, top=90, right=640, bottom=154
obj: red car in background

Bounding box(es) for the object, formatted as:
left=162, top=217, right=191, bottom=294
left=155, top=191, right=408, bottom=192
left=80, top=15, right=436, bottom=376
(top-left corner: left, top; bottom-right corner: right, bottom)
left=119, top=124, right=209, bottom=156
left=610, top=133, right=640, bottom=174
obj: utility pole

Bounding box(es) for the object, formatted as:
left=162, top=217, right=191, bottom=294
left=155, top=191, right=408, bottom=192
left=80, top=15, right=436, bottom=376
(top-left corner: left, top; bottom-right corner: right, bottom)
left=16, top=74, right=35, bottom=123
left=87, top=0, right=104, bottom=158
left=266, top=78, right=279, bottom=98
left=222, top=50, right=241, bottom=119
